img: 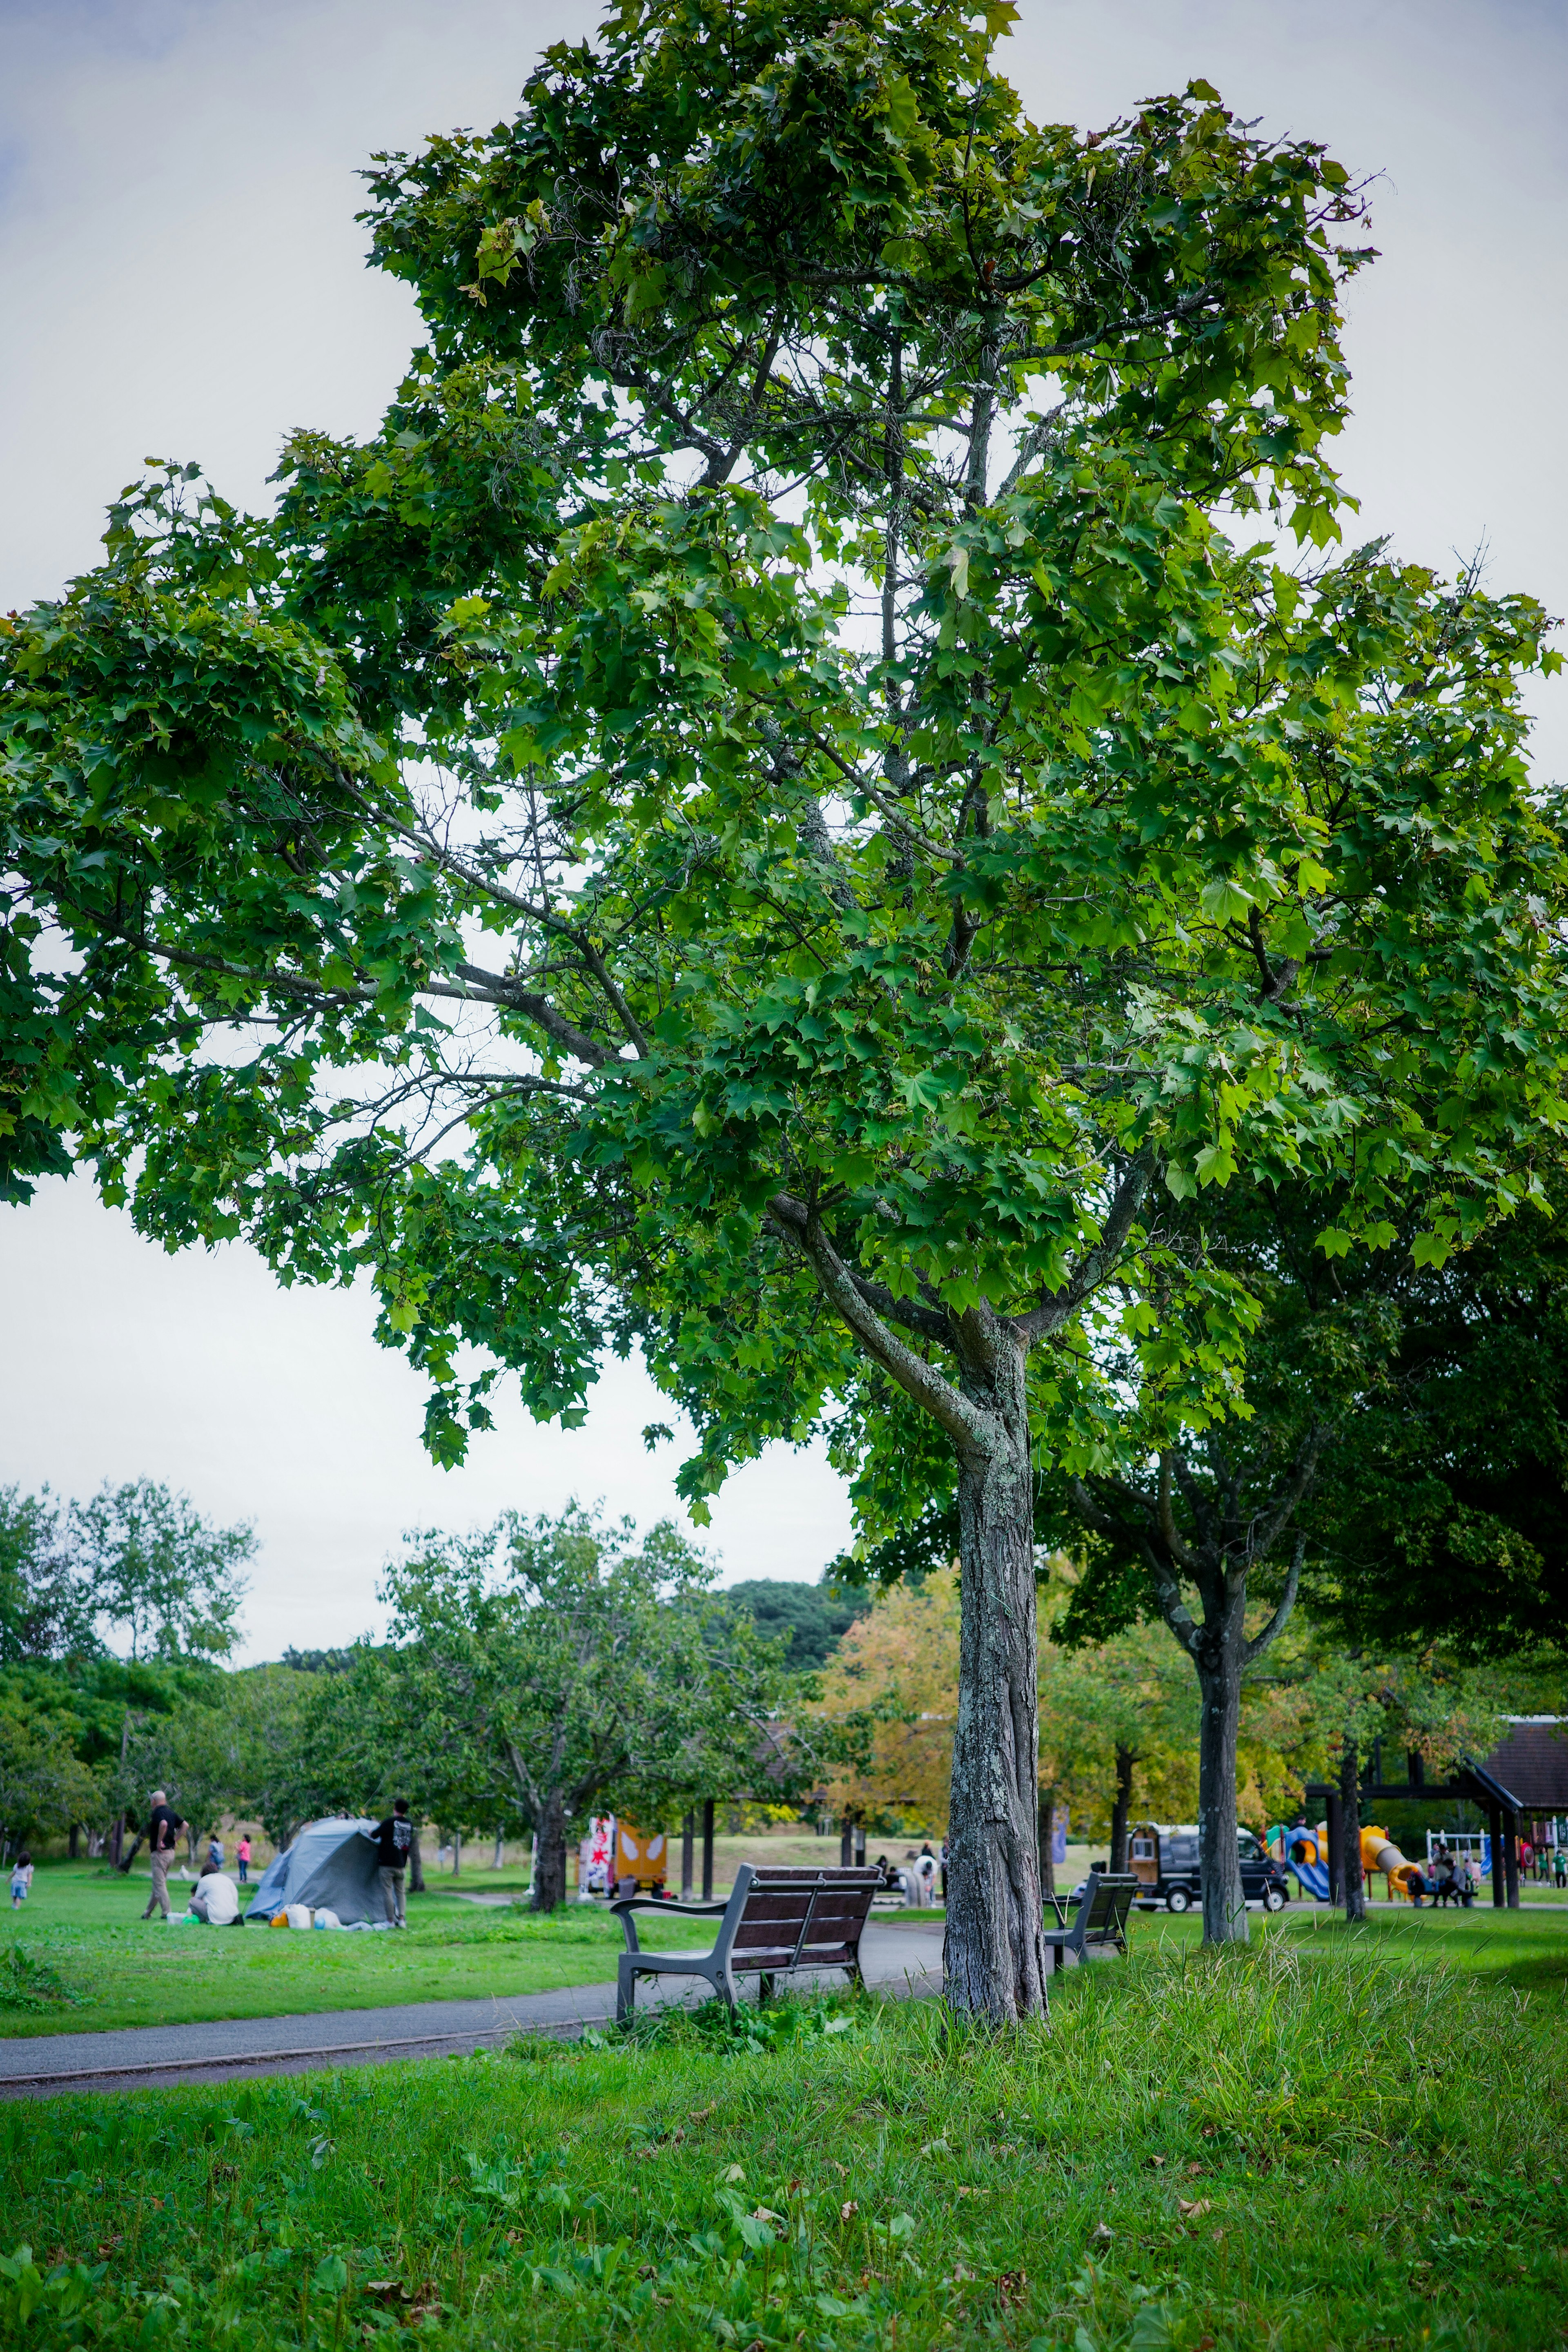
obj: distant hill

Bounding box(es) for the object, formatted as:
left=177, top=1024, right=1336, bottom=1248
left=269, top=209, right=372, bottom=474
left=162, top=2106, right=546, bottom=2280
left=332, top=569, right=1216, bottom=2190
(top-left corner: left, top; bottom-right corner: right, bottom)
left=722, top=1579, right=871, bottom=1672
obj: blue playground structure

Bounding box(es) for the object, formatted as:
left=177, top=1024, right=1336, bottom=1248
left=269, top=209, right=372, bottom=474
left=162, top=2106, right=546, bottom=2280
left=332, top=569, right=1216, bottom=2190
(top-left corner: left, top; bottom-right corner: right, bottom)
left=1271, top=1824, right=1332, bottom=1901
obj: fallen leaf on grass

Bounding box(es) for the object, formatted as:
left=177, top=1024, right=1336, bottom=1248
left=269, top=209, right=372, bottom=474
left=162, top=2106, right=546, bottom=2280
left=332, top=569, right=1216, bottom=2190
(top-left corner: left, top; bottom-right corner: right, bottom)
left=1178, top=2199, right=1212, bottom=2220
left=723, top=2164, right=746, bottom=2183
left=1090, top=2221, right=1113, bottom=2243
left=956, top=2185, right=985, bottom=2198
left=1148, top=2155, right=1166, bottom=2169
left=689, top=2104, right=715, bottom=2122
left=997, top=2269, right=1027, bottom=2309
left=840, top=2200, right=859, bottom=2222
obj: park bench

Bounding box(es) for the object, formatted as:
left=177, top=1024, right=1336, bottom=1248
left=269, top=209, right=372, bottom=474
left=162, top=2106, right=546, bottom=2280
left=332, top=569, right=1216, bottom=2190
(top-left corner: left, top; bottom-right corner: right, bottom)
left=612, top=1862, right=882, bottom=2022
left=1041, top=1870, right=1138, bottom=1973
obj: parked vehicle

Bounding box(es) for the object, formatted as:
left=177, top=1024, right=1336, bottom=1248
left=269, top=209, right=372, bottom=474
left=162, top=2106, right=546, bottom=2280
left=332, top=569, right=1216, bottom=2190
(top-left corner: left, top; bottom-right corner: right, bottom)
left=1123, top=1822, right=1291, bottom=1913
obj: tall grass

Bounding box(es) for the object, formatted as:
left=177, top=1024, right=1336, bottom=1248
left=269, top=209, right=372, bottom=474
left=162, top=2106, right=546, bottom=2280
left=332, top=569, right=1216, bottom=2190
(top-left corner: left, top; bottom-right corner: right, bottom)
left=0, top=1938, right=1565, bottom=2348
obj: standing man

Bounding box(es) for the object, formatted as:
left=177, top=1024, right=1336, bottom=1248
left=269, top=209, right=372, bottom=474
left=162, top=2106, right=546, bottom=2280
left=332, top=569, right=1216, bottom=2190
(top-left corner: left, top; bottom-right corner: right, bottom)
left=142, top=1790, right=186, bottom=1920
left=370, top=1800, right=412, bottom=1927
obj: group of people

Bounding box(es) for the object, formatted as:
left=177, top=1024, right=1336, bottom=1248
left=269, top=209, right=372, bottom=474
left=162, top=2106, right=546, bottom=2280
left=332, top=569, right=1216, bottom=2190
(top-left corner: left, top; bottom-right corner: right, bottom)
left=1403, top=1844, right=1480, bottom=1907
left=870, top=1842, right=944, bottom=1907
left=127, top=1792, right=412, bottom=1927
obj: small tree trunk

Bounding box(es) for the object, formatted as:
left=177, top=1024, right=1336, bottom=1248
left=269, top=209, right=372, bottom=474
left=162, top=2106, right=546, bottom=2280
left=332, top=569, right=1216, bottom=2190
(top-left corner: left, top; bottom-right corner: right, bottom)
left=118, top=1830, right=145, bottom=1875
left=946, top=1342, right=1050, bottom=2023
left=1109, top=1743, right=1135, bottom=1875
left=69, top=1824, right=80, bottom=1860
left=1038, top=1793, right=1056, bottom=1900
left=531, top=1794, right=568, bottom=1913
left=1194, top=1589, right=1248, bottom=1945
left=408, top=1829, right=425, bottom=1893
left=111, top=1811, right=124, bottom=1871
left=1340, top=1740, right=1366, bottom=1923
left=452, top=1832, right=461, bottom=1876
left=493, top=1828, right=504, bottom=1869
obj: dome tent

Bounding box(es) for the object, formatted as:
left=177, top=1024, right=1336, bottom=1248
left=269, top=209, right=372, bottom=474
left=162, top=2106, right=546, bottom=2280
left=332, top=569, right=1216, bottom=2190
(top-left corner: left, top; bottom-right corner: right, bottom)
left=243, top=1818, right=385, bottom=1926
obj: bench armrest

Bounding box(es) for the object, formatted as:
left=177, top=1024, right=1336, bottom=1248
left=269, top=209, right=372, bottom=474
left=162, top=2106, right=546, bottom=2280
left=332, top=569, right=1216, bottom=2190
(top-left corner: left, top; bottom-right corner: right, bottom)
left=610, top=1893, right=728, bottom=1955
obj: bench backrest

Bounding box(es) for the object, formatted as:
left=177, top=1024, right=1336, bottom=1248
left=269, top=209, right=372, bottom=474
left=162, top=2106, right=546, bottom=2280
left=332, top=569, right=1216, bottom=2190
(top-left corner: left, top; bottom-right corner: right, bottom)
left=1077, top=1871, right=1138, bottom=1939
left=724, top=1865, right=882, bottom=1973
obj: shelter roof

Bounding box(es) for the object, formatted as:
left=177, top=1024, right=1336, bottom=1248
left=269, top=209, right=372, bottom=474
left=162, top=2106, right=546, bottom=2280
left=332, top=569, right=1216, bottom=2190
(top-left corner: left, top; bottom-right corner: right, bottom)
left=1477, top=1719, right=1568, bottom=1812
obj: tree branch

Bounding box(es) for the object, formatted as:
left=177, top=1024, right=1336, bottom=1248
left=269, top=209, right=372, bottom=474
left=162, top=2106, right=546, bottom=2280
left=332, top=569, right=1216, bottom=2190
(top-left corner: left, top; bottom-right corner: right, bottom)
left=1243, top=1532, right=1304, bottom=1667
left=766, top=1192, right=991, bottom=1454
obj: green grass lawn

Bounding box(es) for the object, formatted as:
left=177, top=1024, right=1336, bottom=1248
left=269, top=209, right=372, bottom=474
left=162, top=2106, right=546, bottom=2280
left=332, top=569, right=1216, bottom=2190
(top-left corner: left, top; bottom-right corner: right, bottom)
left=6, top=1860, right=1567, bottom=2044
left=2, top=1910, right=1567, bottom=2350
left=0, top=1862, right=716, bottom=2039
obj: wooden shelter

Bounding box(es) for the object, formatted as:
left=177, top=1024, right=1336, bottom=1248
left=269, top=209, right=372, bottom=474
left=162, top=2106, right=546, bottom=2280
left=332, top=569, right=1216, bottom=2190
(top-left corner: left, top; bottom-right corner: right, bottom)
left=1303, top=1719, right=1568, bottom=1911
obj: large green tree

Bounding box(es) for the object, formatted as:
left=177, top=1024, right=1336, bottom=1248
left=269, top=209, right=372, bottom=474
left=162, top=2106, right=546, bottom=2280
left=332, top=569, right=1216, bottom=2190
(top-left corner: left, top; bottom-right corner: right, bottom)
left=296, top=1505, right=806, bottom=1909
left=3, top=0, right=1564, bottom=2010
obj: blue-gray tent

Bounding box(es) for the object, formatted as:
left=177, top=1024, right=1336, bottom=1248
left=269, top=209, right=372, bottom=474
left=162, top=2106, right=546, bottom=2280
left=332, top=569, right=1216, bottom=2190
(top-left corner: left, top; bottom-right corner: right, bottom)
left=242, top=1818, right=385, bottom=1924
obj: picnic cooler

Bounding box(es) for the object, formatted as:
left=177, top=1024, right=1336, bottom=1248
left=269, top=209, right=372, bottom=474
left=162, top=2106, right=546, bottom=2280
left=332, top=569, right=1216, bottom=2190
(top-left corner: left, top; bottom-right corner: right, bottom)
left=242, top=1818, right=385, bottom=1926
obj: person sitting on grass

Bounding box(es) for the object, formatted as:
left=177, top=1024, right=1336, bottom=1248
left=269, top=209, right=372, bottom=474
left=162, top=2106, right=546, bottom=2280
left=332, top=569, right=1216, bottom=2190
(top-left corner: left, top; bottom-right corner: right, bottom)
left=9, top=1852, right=33, bottom=1909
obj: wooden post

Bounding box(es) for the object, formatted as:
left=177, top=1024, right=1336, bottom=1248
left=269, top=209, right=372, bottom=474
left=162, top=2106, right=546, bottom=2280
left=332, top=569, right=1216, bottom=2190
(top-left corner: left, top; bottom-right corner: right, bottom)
left=1038, top=1793, right=1056, bottom=1899
left=1503, top=1810, right=1521, bottom=1909
left=1326, top=1787, right=1344, bottom=1907
left=854, top=1822, right=866, bottom=1868
left=681, top=1809, right=695, bottom=1900
left=840, top=1816, right=853, bottom=1866
left=701, top=1799, right=715, bottom=1901
left=1488, top=1804, right=1505, bottom=1908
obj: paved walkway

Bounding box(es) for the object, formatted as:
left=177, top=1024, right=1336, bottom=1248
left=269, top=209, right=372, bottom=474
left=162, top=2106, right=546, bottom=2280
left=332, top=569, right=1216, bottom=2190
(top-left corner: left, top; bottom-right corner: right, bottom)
left=0, top=1921, right=946, bottom=2101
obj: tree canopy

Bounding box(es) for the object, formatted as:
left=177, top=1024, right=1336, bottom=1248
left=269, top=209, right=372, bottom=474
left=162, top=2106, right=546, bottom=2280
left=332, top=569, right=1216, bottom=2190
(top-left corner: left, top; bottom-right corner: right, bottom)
left=3, top=0, right=1564, bottom=2007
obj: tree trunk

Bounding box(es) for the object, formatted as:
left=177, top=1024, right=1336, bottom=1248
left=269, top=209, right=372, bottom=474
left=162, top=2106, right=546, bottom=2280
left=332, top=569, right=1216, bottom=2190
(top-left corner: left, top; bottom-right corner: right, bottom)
left=530, top=1794, right=568, bottom=1913
left=409, top=1828, right=425, bottom=1893
left=69, top=1824, right=79, bottom=1860
left=118, top=1830, right=145, bottom=1875
left=1038, top=1793, right=1056, bottom=1900
left=111, top=1811, right=124, bottom=1871
left=1195, top=1621, right=1247, bottom=1945
left=946, top=1349, right=1050, bottom=2024
left=1339, top=1739, right=1366, bottom=1923
left=1109, top=1743, right=1135, bottom=1875
left=493, top=1828, right=504, bottom=1869
left=452, top=1832, right=461, bottom=1876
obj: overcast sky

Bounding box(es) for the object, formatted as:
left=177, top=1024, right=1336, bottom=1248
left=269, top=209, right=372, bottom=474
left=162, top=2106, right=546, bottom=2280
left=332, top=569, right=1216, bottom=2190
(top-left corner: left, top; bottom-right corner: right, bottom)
left=3, top=0, right=1564, bottom=1662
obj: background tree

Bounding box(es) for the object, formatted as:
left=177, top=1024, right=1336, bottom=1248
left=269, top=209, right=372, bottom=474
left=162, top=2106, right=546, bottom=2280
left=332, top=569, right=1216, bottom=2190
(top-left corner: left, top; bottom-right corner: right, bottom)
left=4, top=0, right=1565, bottom=2011
left=0, top=1699, right=97, bottom=1861
left=722, top=1579, right=870, bottom=1673
left=0, top=1487, right=99, bottom=1665
left=68, top=1482, right=252, bottom=1663
left=299, top=1504, right=806, bottom=1910
left=815, top=1568, right=960, bottom=1832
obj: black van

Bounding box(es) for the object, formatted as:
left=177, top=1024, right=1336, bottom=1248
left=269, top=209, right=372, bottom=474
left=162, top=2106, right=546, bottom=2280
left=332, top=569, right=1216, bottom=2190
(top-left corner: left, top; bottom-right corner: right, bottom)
left=1126, top=1822, right=1290, bottom=1913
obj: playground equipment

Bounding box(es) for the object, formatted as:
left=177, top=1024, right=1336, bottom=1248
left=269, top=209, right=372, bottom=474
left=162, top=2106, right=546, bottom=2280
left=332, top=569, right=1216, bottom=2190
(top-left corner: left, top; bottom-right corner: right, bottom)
left=1361, top=1824, right=1422, bottom=1900
left=1270, top=1821, right=1423, bottom=1901
left=1272, top=1823, right=1331, bottom=1902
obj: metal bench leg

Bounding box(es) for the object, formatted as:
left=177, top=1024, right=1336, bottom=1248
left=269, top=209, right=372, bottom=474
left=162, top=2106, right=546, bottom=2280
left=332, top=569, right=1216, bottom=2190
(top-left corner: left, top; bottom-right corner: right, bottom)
left=617, top=1957, right=638, bottom=2025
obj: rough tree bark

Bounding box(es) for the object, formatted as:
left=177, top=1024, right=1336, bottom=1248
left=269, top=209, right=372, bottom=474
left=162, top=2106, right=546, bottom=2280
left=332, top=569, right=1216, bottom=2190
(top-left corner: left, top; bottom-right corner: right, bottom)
left=408, top=1829, right=425, bottom=1893
left=531, top=1793, right=569, bottom=1913
left=1339, top=1739, right=1366, bottom=1923
left=1109, top=1744, right=1135, bottom=1875
left=946, top=1328, right=1051, bottom=2023
left=770, top=1166, right=1150, bottom=2023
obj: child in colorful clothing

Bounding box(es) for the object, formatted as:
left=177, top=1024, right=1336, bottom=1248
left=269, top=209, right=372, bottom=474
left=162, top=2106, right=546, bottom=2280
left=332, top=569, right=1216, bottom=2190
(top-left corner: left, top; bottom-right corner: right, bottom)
left=236, top=1835, right=251, bottom=1884
left=10, top=1852, right=33, bottom=1908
